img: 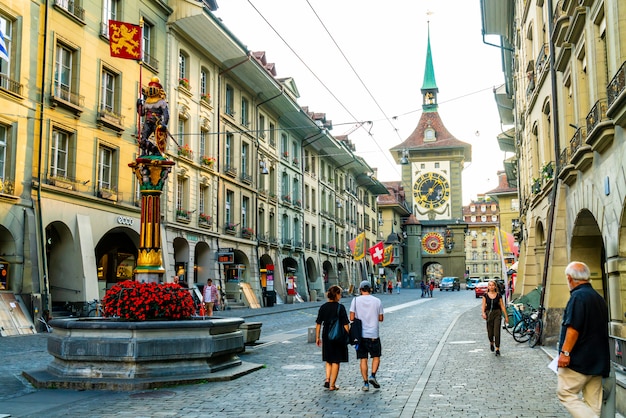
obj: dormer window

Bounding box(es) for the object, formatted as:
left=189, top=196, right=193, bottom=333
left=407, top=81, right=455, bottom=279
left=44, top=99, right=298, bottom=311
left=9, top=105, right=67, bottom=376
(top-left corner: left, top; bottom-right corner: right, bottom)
left=424, top=127, right=436, bottom=142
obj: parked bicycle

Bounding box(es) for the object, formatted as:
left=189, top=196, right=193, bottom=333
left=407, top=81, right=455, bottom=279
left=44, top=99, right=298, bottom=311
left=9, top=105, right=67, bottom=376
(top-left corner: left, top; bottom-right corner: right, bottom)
left=512, top=306, right=544, bottom=347
left=84, top=299, right=103, bottom=317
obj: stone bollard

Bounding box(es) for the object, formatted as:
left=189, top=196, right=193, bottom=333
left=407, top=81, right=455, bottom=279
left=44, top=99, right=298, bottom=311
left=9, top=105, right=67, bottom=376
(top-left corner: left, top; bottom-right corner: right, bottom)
left=240, top=322, right=263, bottom=345
left=309, top=289, right=317, bottom=302
left=307, top=327, right=316, bottom=343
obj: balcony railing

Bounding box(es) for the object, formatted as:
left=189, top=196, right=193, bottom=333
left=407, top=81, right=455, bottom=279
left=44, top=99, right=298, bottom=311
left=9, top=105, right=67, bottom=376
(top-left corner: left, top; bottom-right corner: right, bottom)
left=585, top=99, right=614, bottom=153
left=608, top=61, right=626, bottom=108
left=0, top=74, right=22, bottom=96
left=240, top=172, right=252, bottom=185
left=54, top=0, right=85, bottom=22
left=535, top=44, right=549, bottom=75
left=51, top=84, right=84, bottom=114
left=97, top=106, right=125, bottom=132
left=142, top=51, right=159, bottom=71
left=224, top=165, right=237, bottom=177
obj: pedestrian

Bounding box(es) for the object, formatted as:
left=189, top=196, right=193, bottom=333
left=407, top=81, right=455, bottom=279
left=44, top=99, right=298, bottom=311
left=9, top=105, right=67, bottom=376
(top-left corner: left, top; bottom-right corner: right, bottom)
left=429, top=280, right=435, bottom=297
left=396, top=278, right=401, bottom=294
left=350, top=280, right=384, bottom=392
left=557, top=261, right=610, bottom=417
left=202, top=278, right=218, bottom=316
left=387, top=280, right=393, bottom=294
left=481, top=279, right=509, bottom=356
left=315, top=285, right=350, bottom=391
left=420, top=280, right=426, bottom=298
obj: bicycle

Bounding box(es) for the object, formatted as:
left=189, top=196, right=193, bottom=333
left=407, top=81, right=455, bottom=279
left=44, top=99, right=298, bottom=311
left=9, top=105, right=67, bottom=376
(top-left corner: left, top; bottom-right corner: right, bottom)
left=85, top=299, right=103, bottom=317
left=37, top=310, right=53, bottom=332
left=528, top=306, right=545, bottom=348
left=503, top=303, right=526, bottom=336
left=512, top=306, right=544, bottom=347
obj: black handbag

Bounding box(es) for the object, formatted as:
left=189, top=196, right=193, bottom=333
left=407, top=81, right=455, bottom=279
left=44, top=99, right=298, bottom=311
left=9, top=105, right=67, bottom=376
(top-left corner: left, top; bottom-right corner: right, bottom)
left=349, top=300, right=362, bottom=345
left=327, top=305, right=347, bottom=343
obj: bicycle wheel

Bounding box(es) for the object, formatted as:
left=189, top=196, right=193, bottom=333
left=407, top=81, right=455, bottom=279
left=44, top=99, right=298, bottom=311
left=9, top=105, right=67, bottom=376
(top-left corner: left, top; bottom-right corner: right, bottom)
left=529, top=319, right=543, bottom=348
left=513, top=320, right=531, bottom=343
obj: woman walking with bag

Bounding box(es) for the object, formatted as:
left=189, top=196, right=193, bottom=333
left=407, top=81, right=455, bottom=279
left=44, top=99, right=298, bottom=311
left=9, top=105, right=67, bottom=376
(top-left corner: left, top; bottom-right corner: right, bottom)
left=315, top=285, right=350, bottom=391
left=481, top=280, right=509, bottom=356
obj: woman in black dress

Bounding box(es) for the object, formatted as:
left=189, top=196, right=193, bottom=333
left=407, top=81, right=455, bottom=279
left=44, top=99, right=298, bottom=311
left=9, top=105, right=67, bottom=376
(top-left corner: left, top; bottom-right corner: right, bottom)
left=315, top=285, right=350, bottom=391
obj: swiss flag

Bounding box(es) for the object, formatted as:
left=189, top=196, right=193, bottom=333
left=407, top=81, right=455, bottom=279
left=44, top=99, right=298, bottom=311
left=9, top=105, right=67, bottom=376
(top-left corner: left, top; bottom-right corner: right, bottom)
left=368, top=241, right=385, bottom=265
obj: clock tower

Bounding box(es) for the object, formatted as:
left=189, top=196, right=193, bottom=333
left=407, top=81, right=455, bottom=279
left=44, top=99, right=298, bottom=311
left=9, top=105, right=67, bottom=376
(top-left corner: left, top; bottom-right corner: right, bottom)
left=390, top=25, right=471, bottom=283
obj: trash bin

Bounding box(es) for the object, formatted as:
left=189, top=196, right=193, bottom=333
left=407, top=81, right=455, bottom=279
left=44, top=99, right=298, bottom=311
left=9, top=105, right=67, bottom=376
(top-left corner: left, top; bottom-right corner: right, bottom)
left=265, top=290, right=276, bottom=307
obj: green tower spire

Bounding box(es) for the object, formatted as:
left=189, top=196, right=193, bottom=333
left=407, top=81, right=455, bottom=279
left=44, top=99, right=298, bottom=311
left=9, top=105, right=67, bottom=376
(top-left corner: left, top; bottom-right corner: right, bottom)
left=420, top=23, right=438, bottom=112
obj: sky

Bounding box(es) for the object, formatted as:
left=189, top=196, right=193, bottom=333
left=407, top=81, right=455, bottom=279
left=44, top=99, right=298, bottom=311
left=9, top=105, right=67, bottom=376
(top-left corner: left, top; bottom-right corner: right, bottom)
left=213, top=0, right=511, bottom=204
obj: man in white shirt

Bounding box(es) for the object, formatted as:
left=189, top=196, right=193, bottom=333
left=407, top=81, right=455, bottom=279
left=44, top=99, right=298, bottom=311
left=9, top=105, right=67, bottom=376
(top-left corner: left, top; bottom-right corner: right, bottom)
left=350, top=280, right=384, bottom=391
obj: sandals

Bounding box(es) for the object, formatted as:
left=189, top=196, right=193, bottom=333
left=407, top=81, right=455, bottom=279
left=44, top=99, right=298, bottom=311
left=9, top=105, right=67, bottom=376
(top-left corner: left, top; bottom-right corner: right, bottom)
left=329, top=386, right=339, bottom=391
left=323, top=380, right=330, bottom=388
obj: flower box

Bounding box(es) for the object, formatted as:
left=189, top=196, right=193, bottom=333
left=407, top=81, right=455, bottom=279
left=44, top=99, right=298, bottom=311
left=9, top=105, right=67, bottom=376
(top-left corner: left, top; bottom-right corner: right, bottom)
left=179, top=78, right=190, bottom=90
left=242, top=227, right=254, bottom=238
left=200, top=93, right=211, bottom=104
left=176, top=209, right=191, bottom=222
left=178, top=144, right=193, bottom=159
left=199, top=213, right=212, bottom=227
left=201, top=156, right=215, bottom=167
left=225, top=223, right=237, bottom=234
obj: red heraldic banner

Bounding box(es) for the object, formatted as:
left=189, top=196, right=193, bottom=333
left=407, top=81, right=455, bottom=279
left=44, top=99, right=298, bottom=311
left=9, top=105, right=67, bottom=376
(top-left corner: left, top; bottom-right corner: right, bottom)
left=109, top=20, right=142, bottom=60
left=368, top=241, right=384, bottom=265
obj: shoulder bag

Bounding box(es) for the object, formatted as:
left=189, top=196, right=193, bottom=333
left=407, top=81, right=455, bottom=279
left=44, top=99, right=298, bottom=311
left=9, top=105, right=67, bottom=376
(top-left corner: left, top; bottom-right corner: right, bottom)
left=328, top=304, right=348, bottom=344
left=349, top=299, right=362, bottom=346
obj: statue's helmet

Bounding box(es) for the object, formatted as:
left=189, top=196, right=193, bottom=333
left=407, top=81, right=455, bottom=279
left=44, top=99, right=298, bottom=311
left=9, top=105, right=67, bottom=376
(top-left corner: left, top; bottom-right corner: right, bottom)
left=146, top=77, right=163, bottom=97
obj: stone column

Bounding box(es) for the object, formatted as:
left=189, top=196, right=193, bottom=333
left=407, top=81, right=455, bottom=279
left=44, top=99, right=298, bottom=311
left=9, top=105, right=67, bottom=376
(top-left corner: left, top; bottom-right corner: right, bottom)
left=129, top=156, right=175, bottom=283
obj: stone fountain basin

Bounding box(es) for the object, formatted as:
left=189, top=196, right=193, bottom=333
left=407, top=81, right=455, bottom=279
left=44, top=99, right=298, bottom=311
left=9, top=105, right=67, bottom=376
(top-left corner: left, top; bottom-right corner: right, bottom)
left=23, top=317, right=263, bottom=390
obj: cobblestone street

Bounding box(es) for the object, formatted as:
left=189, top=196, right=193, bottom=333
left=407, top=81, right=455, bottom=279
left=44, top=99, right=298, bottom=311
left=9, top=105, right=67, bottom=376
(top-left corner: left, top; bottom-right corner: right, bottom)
left=0, top=288, right=569, bottom=417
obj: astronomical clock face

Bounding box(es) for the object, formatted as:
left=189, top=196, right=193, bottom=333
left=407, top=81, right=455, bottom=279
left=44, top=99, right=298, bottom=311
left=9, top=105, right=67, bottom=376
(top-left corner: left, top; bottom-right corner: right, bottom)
left=422, top=232, right=444, bottom=254
left=413, top=172, right=450, bottom=209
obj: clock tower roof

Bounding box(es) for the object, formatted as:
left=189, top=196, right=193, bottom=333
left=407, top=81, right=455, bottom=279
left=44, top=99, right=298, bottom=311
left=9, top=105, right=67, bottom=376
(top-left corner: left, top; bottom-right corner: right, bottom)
left=390, top=25, right=471, bottom=163
left=390, top=111, right=471, bottom=162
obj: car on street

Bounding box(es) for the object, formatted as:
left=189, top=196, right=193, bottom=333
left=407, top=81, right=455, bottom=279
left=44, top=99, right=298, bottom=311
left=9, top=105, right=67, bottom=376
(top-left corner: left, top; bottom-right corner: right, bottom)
left=466, top=278, right=481, bottom=290
left=474, top=281, right=489, bottom=298
left=439, top=277, right=460, bottom=291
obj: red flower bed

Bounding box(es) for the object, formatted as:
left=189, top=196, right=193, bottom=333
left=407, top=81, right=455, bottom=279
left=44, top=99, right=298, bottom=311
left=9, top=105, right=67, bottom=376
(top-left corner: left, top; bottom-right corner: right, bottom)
left=102, top=280, right=196, bottom=320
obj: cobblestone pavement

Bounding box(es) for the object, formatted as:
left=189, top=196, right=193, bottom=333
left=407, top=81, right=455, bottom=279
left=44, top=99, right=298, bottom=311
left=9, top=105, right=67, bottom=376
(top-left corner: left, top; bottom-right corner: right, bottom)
left=0, top=288, right=571, bottom=417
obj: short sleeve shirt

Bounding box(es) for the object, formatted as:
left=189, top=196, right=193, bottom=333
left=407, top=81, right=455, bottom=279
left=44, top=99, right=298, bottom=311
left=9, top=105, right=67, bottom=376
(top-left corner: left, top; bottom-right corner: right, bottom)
left=350, top=295, right=383, bottom=339
left=559, top=283, right=610, bottom=377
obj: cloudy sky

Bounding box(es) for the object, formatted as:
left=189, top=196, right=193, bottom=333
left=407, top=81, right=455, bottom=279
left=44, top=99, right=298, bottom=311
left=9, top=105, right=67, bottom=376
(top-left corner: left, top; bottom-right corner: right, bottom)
left=213, top=0, right=511, bottom=204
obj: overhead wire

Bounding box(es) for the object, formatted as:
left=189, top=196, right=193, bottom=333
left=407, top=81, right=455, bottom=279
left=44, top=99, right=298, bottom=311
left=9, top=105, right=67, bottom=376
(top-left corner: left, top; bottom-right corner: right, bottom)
left=303, top=0, right=403, bottom=174
left=246, top=0, right=402, bottom=176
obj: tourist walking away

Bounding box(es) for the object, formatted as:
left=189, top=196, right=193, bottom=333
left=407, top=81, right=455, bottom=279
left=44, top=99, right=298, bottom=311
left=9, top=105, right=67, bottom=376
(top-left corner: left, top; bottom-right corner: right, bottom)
left=429, top=280, right=435, bottom=297
left=350, top=280, right=384, bottom=392
left=315, top=285, right=350, bottom=391
left=203, top=278, right=218, bottom=316
left=420, top=280, right=426, bottom=298
left=481, top=280, right=509, bottom=356
left=396, top=279, right=401, bottom=294
left=387, top=280, right=393, bottom=294
left=557, top=261, right=610, bottom=417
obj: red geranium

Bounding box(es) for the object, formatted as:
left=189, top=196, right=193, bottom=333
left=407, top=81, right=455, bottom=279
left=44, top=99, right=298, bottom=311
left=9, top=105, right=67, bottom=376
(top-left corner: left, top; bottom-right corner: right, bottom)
left=102, top=280, right=196, bottom=320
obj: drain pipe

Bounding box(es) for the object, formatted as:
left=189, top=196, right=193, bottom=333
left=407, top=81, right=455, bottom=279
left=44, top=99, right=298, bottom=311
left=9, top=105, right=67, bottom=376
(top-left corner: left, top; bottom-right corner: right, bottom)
left=539, top=0, right=562, bottom=310
left=35, top=0, right=51, bottom=312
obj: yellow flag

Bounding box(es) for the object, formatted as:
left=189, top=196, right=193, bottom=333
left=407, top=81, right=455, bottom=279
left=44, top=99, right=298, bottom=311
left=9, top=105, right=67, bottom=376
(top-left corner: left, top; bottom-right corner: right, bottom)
left=382, top=245, right=394, bottom=266
left=353, top=232, right=366, bottom=261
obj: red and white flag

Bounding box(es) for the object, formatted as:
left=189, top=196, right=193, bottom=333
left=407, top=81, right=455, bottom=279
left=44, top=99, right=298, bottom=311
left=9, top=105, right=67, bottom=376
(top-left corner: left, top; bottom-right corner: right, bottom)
left=368, top=241, right=385, bottom=265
